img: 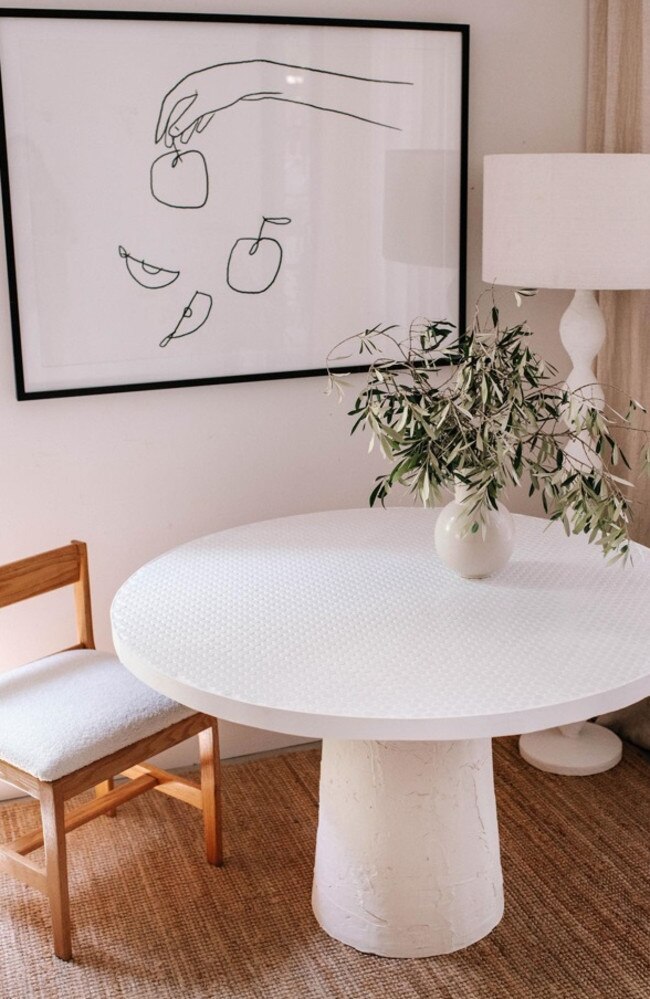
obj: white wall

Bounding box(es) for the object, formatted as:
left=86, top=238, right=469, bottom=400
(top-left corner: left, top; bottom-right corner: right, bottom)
left=0, top=0, right=588, bottom=796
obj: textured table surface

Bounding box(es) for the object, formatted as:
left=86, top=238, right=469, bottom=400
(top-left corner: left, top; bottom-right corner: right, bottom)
left=111, top=508, right=650, bottom=740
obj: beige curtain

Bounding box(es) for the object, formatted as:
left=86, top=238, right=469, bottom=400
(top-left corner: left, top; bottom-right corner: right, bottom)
left=589, top=0, right=650, bottom=748
left=588, top=0, right=650, bottom=544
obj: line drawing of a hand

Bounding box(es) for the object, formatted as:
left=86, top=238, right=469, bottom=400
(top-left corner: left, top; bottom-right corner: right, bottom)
left=155, top=58, right=413, bottom=147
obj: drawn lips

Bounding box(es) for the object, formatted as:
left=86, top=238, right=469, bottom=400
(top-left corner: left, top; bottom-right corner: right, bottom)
left=118, top=246, right=180, bottom=289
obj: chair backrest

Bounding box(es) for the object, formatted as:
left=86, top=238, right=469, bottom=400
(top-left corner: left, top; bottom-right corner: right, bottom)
left=0, top=541, right=95, bottom=651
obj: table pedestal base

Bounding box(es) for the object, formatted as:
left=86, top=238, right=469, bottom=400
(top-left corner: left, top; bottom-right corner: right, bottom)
left=311, top=738, right=503, bottom=958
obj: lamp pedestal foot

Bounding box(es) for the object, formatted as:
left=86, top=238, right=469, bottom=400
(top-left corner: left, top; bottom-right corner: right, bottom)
left=519, top=721, right=622, bottom=776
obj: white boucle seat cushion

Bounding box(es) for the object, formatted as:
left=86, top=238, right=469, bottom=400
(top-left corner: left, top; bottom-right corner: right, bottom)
left=0, top=649, right=194, bottom=782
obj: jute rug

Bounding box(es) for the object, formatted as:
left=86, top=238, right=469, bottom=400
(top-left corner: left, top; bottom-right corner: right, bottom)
left=0, top=737, right=648, bottom=999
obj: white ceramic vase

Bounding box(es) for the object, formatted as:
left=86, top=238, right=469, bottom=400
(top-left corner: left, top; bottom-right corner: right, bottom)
left=434, top=486, right=515, bottom=579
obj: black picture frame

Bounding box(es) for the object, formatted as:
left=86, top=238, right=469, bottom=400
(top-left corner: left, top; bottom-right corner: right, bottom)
left=0, top=8, right=469, bottom=400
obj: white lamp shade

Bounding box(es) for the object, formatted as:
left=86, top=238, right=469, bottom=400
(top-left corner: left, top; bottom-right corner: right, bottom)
left=482, top=153, right=650, bottom=290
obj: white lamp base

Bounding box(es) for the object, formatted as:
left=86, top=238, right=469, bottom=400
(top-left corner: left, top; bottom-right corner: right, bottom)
left=519, top=722, right=622, bottom=776
left=518, top=290, right=620, bottom=778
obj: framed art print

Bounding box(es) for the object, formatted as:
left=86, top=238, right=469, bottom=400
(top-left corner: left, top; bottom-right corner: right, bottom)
left=0, top=10, right=469, bottom=398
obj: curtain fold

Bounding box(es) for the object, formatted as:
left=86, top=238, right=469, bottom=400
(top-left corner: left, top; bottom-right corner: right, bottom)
left=589, top=0, right=650, bottom=749
left=588, top=0, right=650, bottom=545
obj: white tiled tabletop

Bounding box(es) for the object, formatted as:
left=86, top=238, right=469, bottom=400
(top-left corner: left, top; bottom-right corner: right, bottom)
left=111, top=507, right=650, bottom=740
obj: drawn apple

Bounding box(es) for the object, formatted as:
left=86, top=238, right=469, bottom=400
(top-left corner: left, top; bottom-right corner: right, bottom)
left=150, top=150, right=209, bottom=209
left=227, top=216, right=291, bottom=294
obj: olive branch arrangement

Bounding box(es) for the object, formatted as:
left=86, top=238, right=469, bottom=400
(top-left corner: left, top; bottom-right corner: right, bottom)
left=326, top=298, right=650, bottom=563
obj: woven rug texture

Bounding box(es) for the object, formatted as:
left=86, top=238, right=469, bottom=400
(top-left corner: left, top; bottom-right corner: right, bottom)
left=0, top=737, right=648, bottom=999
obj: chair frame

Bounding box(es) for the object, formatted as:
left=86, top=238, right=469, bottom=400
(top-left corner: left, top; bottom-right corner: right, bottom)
left=0, top=541, right=223, bottom=960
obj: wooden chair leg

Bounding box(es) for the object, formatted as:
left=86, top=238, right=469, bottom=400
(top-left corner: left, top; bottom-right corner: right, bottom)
left=39, top=783, right=72, bottom=961
left=95, top=778, right=117, bottom=817
left=198, top=723, right=223, bottom=867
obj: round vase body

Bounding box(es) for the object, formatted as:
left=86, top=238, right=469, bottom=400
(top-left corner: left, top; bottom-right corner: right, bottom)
left=434, top=494, right=515, bottom=579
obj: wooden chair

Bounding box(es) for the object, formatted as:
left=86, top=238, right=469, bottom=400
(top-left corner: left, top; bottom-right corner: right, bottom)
left=0, top=541, right=223, bottom=961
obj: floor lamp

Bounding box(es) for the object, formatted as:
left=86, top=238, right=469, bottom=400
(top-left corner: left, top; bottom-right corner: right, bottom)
left=482, top=153, right=650, bottom=775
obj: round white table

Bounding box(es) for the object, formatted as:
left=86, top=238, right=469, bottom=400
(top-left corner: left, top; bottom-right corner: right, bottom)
left=110, top=509, right=650, bottom=958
